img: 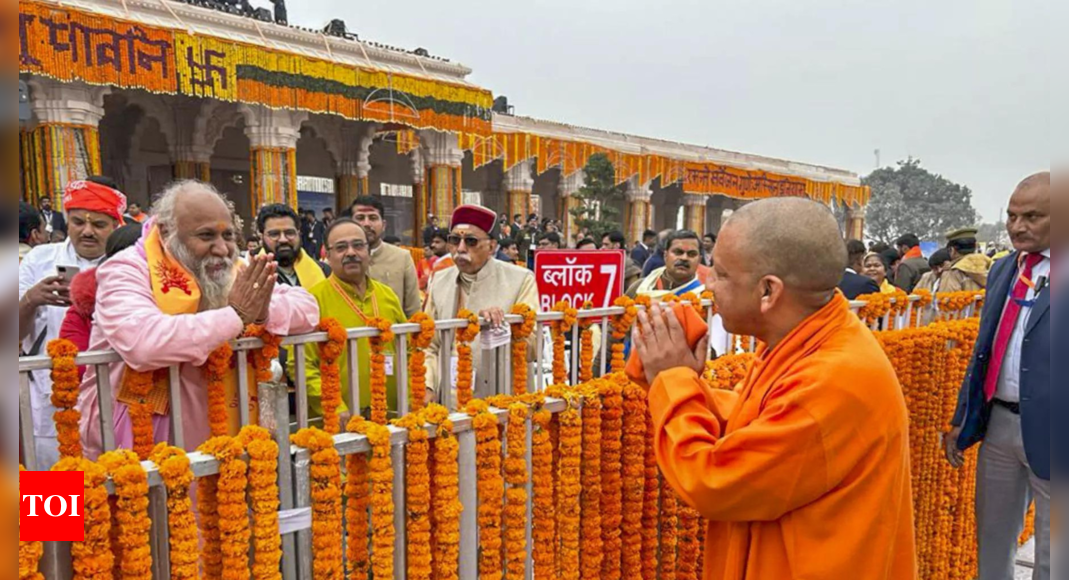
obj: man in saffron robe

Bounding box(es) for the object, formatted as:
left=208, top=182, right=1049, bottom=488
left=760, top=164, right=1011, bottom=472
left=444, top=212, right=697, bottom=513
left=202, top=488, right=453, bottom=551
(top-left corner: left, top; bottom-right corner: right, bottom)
left=302, top=219, right=406, bottom=421
left=633, top=198, right=917, bottom=580
left=78, top=181, right=320, bottom=457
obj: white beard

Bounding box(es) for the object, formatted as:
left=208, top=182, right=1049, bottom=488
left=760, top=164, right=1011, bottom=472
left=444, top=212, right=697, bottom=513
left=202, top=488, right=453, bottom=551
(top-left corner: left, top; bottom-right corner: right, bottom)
left=166, top=233, right=236, bottom=311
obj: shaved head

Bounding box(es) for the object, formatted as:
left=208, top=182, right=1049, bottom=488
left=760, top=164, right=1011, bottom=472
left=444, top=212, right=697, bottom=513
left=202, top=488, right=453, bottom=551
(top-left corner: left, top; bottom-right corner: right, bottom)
left=724, top=198, right=847, bottom=293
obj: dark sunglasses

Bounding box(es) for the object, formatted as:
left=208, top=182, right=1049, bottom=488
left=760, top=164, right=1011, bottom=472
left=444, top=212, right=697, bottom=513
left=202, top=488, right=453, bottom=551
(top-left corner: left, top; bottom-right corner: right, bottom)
left=448, top=235, right=490, bottom=247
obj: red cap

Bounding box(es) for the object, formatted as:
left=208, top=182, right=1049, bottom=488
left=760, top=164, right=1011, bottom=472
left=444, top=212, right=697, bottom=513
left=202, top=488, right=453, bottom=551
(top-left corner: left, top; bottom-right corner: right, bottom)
left=450, top=204, right=497, bottom=235
left=62, top=180, right=128, bottom=223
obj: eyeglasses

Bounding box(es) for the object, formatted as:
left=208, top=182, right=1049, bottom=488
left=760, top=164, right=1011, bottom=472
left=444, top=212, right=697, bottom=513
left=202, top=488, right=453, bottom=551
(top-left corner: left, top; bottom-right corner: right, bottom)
left=448, top=235, right=490, bottom=248
left=330, top=240, right=369, bottom=254
left=264, top=229, right=299, bottom=241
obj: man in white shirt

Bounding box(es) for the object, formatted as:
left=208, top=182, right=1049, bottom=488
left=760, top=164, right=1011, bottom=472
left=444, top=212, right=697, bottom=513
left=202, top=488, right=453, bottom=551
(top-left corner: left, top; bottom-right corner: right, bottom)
left=19, top=179, right=124, bottom=469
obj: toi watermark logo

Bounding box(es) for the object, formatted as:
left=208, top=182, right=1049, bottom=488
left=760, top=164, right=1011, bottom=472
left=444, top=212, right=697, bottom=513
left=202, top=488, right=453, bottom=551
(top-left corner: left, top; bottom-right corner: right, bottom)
left=20, top=470, right=85, bottom=542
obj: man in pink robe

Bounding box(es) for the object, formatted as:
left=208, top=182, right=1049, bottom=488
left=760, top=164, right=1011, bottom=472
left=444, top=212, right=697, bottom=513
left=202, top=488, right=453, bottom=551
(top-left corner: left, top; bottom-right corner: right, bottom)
left=78, top=181, right=319, bottom=457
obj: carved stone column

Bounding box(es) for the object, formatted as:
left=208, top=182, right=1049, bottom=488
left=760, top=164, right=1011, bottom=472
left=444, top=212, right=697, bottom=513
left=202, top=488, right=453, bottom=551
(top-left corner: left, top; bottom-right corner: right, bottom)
left=241, top=105, right=307, bottom=210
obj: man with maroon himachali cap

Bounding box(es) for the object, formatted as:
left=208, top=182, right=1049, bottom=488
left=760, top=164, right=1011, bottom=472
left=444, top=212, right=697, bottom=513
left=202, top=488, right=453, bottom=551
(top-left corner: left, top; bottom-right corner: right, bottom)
left=19, top=178, right=125, bottom=469
left=423, top=205, right=540, bottom=403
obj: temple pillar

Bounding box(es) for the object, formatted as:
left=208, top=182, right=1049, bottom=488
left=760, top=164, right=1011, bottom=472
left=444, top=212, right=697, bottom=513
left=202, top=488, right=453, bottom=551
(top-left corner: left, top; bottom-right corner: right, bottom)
left=240, top=105, right=307, bottom=211
left=421, top=131, right=464, bottom=221
left=559, top=170, right=585, bottom=247
left=846, top=205, right=867, bottom=240
left=337, top=123, right=379, bottom=209
left=172, top=145, right=213, bottom=182
left=684, top=193, right=707, bottom=233
left=626, top=181, right=653, bottom=246
left=506, top=160, right=535, bottom=222
left=411, top=148, right=428, bottom=240
left=22, top=79, right=109, bottom=206
left=169, top=100, right=211, bottom=181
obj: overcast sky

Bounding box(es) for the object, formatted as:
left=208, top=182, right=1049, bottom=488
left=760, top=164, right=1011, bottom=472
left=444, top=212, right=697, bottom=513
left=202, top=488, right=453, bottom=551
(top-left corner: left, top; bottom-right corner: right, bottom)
left=296, top=0, right=1047, bottom=223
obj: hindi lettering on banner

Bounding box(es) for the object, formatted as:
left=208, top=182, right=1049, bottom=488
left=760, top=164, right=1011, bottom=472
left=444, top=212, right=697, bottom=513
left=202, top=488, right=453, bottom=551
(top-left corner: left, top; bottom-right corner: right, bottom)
left=534, top=250, right=625, bottom=312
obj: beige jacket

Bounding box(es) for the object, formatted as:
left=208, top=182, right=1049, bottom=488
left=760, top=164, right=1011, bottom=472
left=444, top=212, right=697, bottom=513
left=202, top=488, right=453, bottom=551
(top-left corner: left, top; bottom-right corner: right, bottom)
left=423, top=258, right=539, bottom=402
left=370, top=242, right=421, bottom=318
left=939, top=253, right=992, bottom=293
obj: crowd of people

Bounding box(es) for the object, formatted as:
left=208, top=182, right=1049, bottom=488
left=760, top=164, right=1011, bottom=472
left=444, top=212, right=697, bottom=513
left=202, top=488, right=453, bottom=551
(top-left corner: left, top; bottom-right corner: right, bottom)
left=16, top=170, right=1053, bottom=580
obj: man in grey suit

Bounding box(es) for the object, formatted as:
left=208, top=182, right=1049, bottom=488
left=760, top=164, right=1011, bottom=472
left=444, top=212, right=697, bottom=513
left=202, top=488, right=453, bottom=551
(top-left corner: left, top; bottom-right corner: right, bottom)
left=944, top=172, right=1051, bottom=580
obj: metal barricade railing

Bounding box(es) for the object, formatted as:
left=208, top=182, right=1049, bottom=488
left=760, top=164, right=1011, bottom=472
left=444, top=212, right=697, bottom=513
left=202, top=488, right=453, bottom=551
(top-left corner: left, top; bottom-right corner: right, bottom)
left=17, top=293, right=979, bottom=580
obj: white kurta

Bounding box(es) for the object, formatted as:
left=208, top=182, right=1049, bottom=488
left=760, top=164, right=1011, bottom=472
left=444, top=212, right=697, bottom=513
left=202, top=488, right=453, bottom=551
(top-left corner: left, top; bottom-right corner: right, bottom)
left=18, top=241, right=102, bottom=468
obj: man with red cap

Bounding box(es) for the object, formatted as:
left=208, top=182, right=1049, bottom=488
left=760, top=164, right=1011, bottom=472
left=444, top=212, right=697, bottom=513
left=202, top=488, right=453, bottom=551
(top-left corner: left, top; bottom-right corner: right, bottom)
left=19, top=177, right=125, bottom=469
left=423, top=204, right=540, bottom=403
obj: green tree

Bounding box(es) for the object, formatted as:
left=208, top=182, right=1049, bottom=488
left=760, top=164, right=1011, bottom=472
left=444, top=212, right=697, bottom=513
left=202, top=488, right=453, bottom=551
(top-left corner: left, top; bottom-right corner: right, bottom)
left=570, top=153, right=627, bottom=237
left=863, top=158, right=979, bottom=243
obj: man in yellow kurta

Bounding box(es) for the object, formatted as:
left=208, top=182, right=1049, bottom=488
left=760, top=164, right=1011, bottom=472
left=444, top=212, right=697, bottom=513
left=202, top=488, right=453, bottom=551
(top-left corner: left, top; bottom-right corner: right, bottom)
left=633, top=198, right=917, bottom=580
left=303, top=219, right=406, bottom=421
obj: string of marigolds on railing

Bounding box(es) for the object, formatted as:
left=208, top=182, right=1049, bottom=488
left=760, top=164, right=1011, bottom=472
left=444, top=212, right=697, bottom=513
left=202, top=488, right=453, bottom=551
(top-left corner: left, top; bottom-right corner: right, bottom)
left=610, top=296, right=638, bottom=372
left=394, top=412, right=433, bottom=580
left=246, top=325, right=283, bottom=424
left=317, top=318, right=347, bottom=434
left=578, top=382, right=603, bottom=580
left=511, top=303, right=537, bottom=395
left=455, top=309, right=480, bottom=408
left=148, top=444, right=200, bottom=580
left=408, top=313, right=437, bottom=413
left=467, top=399, right=505, bottom=579
left=369, top=318, right=396, bottom=425
left=207, top=344, right=234, bottom=438
left=504, top=403, right=530, bottom=580
left=532, top=405, right=558, bottom=580
left=550, top=301, right=578, bottom=385
left=578, top=302, right=595, bottom=383
left=290, top=428, right=345, bottom=580
left=48, top=340, right=82, bottom=460
left=19, top=465, right=45, bottom=580
left=426, top=404, right=462, bottom=580
left=346, top=416, right=396, bottom=580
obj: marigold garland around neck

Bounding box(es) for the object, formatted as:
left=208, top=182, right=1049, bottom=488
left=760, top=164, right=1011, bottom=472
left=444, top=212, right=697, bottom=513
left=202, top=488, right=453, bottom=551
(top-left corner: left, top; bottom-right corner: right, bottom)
left=466, top=399, right=504, bottom=580
left=206, top=344, right=234, bottom=438
left=455, top=310, right=480, bottom=408
left=316, top=318, right=347, bottom=434
left=19, top=465, right=44, bottom=580
left=290, top=428, right=344, bottom=580
left=236, top=426, right=282, bottom=580
left=408, top=313, right=437, bottom=413
left=98, top=450, right=152, bottom=580
left=503, top=403, right=530, bottom=580
left=147, top=445, right=200, bottom=580
left=549, top=301, right=577, bottom=385
left=348, top=417, right=395, bottom=580
left=393, top=413, right=433, bottom=580
left=422, top=405, right=461, bottom=580
left=198, top=437, right=251, bottom=580
left=557, top=400, right=583, bottom=580
left=579, top=387, right=603, bottom=580
left=531, top=408, right=558, bottom=580
left=368, top=318, right=396, bottom=425
left=47, top=339, right=82, bottom=461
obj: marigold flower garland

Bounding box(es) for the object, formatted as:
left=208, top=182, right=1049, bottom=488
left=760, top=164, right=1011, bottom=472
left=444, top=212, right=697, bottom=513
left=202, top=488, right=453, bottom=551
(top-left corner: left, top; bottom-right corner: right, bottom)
left=610, top=297, right=638, bottom=372
left=317, top=318, right=347, bottom=434
left=467, top=399, right=504, bottom=580
left=531, top=407, right=557, bottom=580
left=237, top=426, right=282, bottom=580
left=677, top=505, right=702, bottom=580
left=549, top=301, right=578, bottom=385
left=348, top=417, right=395, bottom=580
left=579, top=386, right=603, bottom=580
left=701, top=353, right=756, bottom=391
left=47, top=339, right=82, bottom=461
left=368, top=318, right=396, bottom=425
left=198, top=437, right=251, bottom=580
left=19, top=465, right=44, bottom=580
left=408, top=313, right=437, bottom=414
left=344, top=421, right=371, bottom=580
left=98, top=450, right=152, bottom=580
left=620, top=384, right=647, bottom=580
left=148, top=445, right=199, bottom=580
left=424, top=405, right=461, bottom=580
left=121, top=369, right=157, bottom=460
left=557, top=399, right=583, bottom=580
left=455, top=309, right=480, bottom=408
left=701, top=289, right=717, bottom=319
left=910, top=289, right=934, bottom=327
left=599, top=379, right=624, bottom=580
left=393, top=412, right=433, bottom=580
left=578, top=302, right=596, bottom=383
left=198, top=472, right=223, bottom=580
left=503, top=403, right=530, bottom=580
left=510, top=304, right=538, bottom=396
left=641, top=408, right=660, bottom=580
left=658, top=487, right=679, bottom=580
left=207, top=344, right=235, bottom=437
left=245, top=324, right=282, bottom=422
left=291, top=428, right=344, bottom=580
left=51, top=456, right=113, bottom=580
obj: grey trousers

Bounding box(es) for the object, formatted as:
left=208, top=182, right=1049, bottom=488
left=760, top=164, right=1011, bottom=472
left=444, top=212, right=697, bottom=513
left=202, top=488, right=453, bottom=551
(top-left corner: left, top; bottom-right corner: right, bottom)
left=976, top=405, right=1050, bottom=580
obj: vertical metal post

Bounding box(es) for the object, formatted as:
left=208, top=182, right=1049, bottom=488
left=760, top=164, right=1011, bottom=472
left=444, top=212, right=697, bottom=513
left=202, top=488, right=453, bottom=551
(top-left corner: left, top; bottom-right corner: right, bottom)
left=534, top=324, right=545, bottom=392
left=237, top=349, right=251, bottom=427
left=260, top=382, right=298, bottom=580
left=347, top=338, right=360, bottom=416
left=600, top=317, right=610, bottom=378
left=148, top=485, right=170, bottom=579
left=168, top=365, right=185, bottom=450
left=397, top=334, right=410, bottom=417
left=95, top=365, right=117, bottom=453
left=524, top=414, right=534, bottom=580
left=294, top=347, right=309, bottom=429
left=570, top=324, right=580, bottom=386
left=458, top=428, right=478, bottom=580
left=293, top=451, right=313, bottom=580
left=40, top=542, right=72, bottom=580
left=440, top=331, right=454, bottom=412
left=20, top=372, right=37, bottom=471
left=392, top=441, right=407, bottom=580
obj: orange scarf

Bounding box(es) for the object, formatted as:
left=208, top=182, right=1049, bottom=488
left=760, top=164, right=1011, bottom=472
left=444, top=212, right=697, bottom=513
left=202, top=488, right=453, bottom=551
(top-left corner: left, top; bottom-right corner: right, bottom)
left=903, top=246, right=923, bottom=260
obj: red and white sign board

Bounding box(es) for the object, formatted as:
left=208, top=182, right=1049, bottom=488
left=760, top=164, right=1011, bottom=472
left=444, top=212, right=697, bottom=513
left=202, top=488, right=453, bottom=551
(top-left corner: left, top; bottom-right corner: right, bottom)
left=534, top=250, right=626, bottom=312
